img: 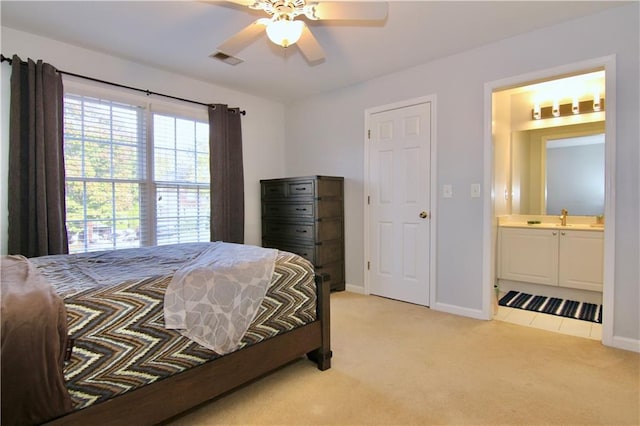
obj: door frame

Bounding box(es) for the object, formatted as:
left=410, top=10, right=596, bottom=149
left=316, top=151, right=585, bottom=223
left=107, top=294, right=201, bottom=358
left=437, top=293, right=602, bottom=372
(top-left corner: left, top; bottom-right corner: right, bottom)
left=482, top=55, right=616, bottom=347
left=363, top=95, right=438, bottom=307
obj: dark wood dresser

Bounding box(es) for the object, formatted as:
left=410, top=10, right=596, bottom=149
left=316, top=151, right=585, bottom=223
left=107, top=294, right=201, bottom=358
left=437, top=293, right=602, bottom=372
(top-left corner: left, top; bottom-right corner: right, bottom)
left=261, top=176, right=345, bottom=291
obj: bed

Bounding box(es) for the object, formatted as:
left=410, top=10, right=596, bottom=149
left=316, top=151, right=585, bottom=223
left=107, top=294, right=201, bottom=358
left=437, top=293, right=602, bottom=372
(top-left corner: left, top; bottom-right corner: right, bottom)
left=1, top=242, right=331, bottom=425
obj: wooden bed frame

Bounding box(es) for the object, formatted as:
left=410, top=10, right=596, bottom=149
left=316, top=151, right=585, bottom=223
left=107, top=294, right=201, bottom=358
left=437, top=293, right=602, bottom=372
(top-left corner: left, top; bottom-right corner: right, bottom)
left=46, top=275, right=332, bottom=425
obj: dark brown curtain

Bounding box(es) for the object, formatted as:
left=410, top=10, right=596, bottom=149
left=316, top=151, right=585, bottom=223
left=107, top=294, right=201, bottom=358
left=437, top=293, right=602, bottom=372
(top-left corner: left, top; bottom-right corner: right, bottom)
left=8, top=55, right=68, bottom=257
left=208, top=104, right=245, bottom=243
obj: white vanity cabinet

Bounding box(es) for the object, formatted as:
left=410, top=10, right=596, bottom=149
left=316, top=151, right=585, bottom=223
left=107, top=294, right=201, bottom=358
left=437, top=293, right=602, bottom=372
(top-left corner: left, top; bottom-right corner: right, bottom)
left=558, top=229, right=604, bottom=291
left=498, top=226, right=603, bottom=291
left=498, top=228, right=558, bottom=285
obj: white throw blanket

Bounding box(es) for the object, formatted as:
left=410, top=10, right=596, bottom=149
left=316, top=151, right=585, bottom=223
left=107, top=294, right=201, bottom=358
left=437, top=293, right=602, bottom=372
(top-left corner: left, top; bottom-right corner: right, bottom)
left=163, top=242, right=278, bottom=355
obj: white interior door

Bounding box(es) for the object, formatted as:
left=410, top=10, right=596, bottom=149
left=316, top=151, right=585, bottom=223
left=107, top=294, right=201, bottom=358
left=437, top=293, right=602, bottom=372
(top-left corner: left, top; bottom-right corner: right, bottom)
left=368, top=102, right=431, bottom=305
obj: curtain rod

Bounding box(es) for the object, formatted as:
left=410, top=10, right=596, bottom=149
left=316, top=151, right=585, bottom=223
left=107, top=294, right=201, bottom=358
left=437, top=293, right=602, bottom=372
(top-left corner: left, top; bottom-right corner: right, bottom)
left=0, top=54, right=246, bottom=115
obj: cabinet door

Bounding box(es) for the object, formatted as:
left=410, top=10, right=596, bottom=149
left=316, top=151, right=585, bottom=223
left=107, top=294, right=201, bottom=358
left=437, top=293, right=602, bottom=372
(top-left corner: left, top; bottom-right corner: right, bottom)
left=558, top=230, right=604, bottom=291
left=498, top=228, right=559, bottom=286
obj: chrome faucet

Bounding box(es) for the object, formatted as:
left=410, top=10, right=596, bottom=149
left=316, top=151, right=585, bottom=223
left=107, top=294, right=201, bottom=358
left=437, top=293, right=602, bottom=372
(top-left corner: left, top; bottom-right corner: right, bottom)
left=559, top=209, right=568, bottom=226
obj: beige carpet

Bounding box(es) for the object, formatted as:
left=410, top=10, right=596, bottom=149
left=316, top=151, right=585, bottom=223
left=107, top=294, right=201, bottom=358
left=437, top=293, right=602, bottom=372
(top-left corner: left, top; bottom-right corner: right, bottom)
left=168, top=291, right=639, bottom=425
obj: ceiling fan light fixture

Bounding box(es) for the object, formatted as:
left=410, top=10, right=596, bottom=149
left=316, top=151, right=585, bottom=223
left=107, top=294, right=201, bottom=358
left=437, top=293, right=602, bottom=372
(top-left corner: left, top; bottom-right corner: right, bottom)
left=266, top=19, right=304, bottom=48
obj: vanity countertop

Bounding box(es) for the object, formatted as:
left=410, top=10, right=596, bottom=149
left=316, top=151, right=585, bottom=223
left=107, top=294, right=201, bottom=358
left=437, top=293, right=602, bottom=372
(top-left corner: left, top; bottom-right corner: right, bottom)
left=498, top=215, right=604, bottom=231
left=499, top=222, right=604, bottom=231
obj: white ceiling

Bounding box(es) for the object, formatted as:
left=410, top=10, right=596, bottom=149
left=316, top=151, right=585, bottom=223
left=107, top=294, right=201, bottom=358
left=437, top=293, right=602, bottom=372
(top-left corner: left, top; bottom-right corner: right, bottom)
left=0, top=1, right=627, bottom=103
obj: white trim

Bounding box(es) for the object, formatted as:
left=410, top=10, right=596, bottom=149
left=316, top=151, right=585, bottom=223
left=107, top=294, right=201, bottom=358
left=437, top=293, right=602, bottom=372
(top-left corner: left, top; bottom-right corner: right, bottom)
left=363, top=95, right=437, bottom=308
left=483, top=55, right=617, bottom=345
left=361, top=105, right=373, bottom=296
left=611, top=336, right=640, bottom=353
left=482, top=74, right=495, bottom=321
left=363, top=111, right=371, bottom=295
left=432, top=302, right=486, bottom=320
left=345, top=283, right=366, bottom=295
left=601, top=57, right=616, bottom=348
left=429, top=99, right=438, bottom=309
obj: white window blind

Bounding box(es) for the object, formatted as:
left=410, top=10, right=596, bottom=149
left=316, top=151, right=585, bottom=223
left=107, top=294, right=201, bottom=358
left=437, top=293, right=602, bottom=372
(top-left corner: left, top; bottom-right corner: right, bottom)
left=63, top=93, right=210, bottom=253
left=153, top=114, right=210, bottom=245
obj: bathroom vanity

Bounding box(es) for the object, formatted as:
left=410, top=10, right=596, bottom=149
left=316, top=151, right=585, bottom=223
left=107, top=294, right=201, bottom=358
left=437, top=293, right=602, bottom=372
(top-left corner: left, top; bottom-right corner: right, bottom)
left=497, top=218, right=604, bottom=293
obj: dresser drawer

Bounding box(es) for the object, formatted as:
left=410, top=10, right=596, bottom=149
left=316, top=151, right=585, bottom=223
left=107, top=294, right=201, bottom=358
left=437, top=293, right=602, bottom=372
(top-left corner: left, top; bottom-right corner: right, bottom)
left=262, top=202, right=315, bottom=218
left=263, top=240, right=316, bottom=264
left=286, top=180, right=314, bottom=197
left=263, top=222, right=314, bottom=242
left=264, top=239, right=343, bottom=266
left=261, top=182, right=286, bottom=199
left=263, top=218, right=342, bottom=242
left=261, top=179, right=315, bottom=199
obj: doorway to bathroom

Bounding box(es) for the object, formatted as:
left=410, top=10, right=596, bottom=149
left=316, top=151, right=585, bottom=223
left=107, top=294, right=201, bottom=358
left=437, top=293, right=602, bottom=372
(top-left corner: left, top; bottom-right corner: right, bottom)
left=483, top=57, right=616, bottom=344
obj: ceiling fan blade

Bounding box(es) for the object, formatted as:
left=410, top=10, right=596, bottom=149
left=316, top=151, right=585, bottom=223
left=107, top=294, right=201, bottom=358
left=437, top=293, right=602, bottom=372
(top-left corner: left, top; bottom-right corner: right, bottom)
left=310, top=2, right=388, bottom=21
left=297, top=24, right=325, bottom=65
left=216, top=20, right=266, bottom=56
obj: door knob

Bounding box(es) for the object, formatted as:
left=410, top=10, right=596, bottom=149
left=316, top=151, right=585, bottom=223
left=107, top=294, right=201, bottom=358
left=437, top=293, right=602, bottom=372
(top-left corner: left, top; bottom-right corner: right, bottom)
left=419, top=211, right=429, bottom=219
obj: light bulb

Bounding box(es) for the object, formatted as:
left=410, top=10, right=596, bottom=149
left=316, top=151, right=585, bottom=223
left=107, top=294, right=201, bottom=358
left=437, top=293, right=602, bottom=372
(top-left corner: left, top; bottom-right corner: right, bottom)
left=532, top=104, right=541, bottom=120
left=552, top=100, right=560, bottom=117
left=593, top=92, right=601, bottom=112
left=572, top=98, right=579, bottom=114
left=266, top=19, right=304, bottom=48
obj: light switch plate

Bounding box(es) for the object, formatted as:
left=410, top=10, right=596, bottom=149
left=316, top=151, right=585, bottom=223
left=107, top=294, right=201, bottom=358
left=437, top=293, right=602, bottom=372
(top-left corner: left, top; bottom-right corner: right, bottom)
left=471, top=183, right=481, bottom=198
left=443, top=184, right=453, bottom=198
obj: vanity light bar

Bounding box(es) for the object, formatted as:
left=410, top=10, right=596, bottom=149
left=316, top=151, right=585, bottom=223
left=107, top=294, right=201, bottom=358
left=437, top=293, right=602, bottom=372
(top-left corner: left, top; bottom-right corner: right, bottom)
left=532, top=98, right=605, bottom=120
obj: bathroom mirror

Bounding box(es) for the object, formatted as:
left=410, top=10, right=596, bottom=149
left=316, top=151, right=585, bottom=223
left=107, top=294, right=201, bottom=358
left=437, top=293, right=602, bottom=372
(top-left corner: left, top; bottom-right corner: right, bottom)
left=510, top=121, right=605, bottom=216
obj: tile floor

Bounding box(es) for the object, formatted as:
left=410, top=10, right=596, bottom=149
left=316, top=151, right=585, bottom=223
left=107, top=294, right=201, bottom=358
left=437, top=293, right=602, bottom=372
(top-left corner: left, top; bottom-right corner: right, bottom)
left=495, top=305, right=602, bottom=341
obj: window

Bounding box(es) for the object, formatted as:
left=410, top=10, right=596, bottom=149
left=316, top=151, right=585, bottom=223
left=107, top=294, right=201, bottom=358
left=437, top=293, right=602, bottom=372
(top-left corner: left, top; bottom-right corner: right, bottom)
left=63, top=92, right=210, bottom=253
left=153, top=114, right=210, bottom=245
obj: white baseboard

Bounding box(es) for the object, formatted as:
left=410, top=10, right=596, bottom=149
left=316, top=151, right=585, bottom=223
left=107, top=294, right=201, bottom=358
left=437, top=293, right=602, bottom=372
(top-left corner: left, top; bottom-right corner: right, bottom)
left=432, top=301, right=489, bottom=320
left=345, top=283, right=366, bottom=294
left=609, top=335, right=640, bottom=353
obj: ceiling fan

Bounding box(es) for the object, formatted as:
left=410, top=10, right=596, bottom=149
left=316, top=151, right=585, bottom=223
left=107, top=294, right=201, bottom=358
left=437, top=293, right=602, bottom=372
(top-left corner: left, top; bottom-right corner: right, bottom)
left=215, top=0, right=388, bottom=65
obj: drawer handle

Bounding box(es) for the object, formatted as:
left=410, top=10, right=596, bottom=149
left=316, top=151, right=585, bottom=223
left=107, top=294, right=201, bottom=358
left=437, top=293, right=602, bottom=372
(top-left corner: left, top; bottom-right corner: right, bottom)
left=295, top=187, right=307, bottom=191
left=295, top=208, right=307, bottom=211
left=296, top=230, right=307, bottom=233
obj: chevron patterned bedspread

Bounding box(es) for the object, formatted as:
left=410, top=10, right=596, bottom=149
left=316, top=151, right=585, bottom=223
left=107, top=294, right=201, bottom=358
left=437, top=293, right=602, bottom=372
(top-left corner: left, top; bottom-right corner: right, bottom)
left=30, top=243, right=316, bottom=411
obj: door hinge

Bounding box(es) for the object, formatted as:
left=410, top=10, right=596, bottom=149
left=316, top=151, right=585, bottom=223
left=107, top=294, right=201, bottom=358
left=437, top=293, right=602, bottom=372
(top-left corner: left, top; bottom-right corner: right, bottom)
left=367, top=195, right=370, bottom=205
left=367, top=261, right=370, bottom=270
left=367, top=129, right=371, bottom=139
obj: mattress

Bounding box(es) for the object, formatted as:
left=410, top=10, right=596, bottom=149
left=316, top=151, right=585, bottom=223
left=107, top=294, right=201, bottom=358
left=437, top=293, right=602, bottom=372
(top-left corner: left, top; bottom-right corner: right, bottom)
left=30, top=243, right=316, bottom=411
